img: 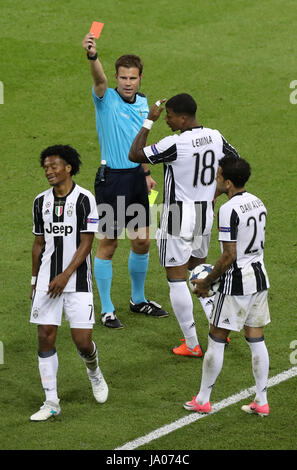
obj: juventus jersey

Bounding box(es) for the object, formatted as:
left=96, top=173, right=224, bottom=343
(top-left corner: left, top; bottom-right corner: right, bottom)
left=143, top=126, right=239, bottom=238
left=218, top=191, right=270, bottom=295
left=32, top=183, right=99, bottom=292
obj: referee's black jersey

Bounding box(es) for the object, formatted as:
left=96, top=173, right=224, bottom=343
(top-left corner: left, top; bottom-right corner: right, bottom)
left=218, top=191, right=270, bottom=295
left=32, top=183, right=99, bottom=292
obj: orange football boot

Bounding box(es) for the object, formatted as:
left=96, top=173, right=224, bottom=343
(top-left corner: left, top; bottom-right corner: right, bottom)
left=172, top=339, right=203, bottom=357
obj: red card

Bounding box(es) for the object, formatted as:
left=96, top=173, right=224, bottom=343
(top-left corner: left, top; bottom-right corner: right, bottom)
left=89, top=21, right=104, bottom=39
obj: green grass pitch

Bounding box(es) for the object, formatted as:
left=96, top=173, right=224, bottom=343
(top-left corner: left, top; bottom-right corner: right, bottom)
left=0, top=0, right=296, bottom=451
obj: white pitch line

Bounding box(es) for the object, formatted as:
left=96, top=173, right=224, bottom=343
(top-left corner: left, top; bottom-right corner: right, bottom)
left=115, top=366, right=297, bottom=450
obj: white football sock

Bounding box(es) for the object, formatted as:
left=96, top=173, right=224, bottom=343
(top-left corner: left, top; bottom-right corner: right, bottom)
left=168, top=280, right=199, bottom=349
left=246, top=336, right=269, bottom=405
left=38, top=349, right=59, bottom=404
left=196, top=334, right=225, bottom=404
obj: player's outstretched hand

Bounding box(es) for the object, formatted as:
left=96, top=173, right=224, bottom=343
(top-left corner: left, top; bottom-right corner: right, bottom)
left=82, top=33, right=97, bottom=56
left=148, top=99, right=166, bottom=122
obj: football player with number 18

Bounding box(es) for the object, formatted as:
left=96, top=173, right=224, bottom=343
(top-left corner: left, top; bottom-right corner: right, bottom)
left=129, top=94, right=240, bottom=357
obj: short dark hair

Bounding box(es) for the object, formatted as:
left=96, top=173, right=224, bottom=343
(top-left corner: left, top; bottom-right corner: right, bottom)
left=219, top=155, right=251, bottom=188
left=115, top=55, right=143, bottom=75
left=40, top=145, right=82, bottom=176
left=165, top=93, right=197, bottom=116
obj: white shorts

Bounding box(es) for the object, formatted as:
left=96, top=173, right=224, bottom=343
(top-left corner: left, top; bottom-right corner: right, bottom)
left=156, top=228, right=211, bottom=267
left=210, top=290, right=270, bottom=332
left=30, top=290, right=95, bottom=329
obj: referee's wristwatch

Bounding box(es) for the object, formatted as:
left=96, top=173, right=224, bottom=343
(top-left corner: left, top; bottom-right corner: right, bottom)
left=87, top=52, right=98, bottom=60
left=144, top=170, right=151, bottom=176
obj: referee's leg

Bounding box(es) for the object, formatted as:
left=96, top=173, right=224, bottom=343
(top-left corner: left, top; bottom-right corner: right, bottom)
left=129, top=227, right=150, bottom=304
left=94, top=237, right=119, bottom=324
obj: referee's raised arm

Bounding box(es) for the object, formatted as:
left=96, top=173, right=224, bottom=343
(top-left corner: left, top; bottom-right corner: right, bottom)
left=82, top=33, right=108, bottom=98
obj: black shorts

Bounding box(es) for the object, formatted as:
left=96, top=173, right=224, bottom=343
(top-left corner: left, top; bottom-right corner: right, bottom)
left=94, top=165, right=150, bottom=238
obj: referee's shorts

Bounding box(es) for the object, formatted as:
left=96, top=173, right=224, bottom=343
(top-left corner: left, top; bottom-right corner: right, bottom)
left=94, top=164, right=150, bottom=238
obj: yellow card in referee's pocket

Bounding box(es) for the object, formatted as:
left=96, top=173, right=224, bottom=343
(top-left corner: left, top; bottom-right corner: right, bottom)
left=149, top=189, right=158, bottom=206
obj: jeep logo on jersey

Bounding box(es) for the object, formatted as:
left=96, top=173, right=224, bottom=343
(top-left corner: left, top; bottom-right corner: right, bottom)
left=45, top=222, right=73, bottom=236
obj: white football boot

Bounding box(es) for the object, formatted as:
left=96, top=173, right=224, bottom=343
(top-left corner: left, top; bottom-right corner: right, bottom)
left=88, top=371, right=108, bottom=403
left=30, top=401, right=61, bottom=421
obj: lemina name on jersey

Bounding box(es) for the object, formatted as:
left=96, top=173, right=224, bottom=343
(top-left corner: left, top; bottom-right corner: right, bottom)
left=143, top=126, right=240, bottom=238
left=218, top=191, right=270, bottom=296
left=32, top=183, right=99, bottom=293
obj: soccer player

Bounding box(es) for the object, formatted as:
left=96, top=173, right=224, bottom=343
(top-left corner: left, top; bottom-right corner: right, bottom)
left=30, top=145, right=108, bottom=421
left=184, top=155, right=271, bottom=416
left=82, top=33, right=168, bottom=329
left=129, top=93, right=240, bottom=357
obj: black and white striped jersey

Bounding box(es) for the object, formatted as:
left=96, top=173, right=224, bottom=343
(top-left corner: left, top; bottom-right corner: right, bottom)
left=143, top=126, right=240, bottom=237
left=218, top=191, right=270, bottom=295
left=32, top=183, right=99, bottom=292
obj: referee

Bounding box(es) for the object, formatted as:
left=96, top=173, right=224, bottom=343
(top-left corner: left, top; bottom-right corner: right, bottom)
left=82, top=33, right=168, bottom=328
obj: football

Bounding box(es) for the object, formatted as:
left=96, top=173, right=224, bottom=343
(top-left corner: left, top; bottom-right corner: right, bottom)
left=189, top=263, right=220, bottom=297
